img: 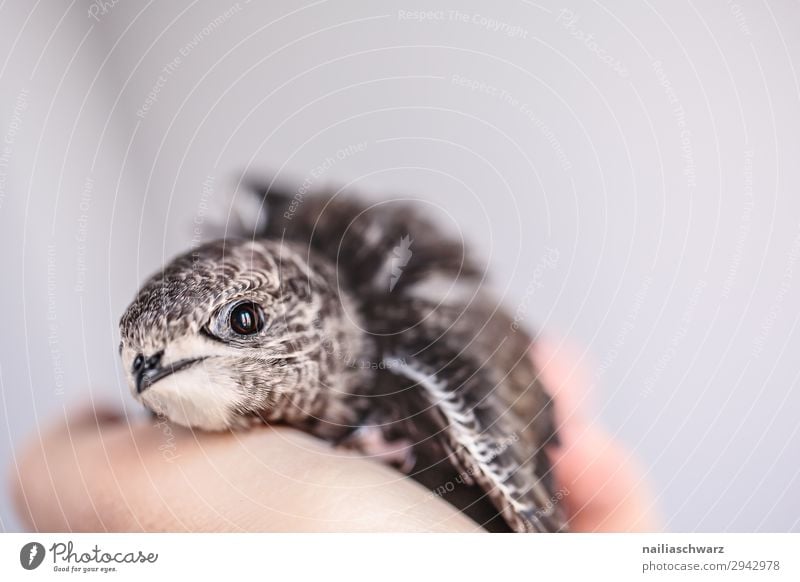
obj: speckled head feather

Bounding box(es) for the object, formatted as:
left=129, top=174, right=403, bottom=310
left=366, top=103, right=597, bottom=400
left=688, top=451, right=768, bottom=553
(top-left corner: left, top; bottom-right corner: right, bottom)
left=120, top=238, right=367, bottom=432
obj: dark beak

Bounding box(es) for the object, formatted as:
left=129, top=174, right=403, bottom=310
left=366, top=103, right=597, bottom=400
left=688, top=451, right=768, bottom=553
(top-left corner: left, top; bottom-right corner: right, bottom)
left=134, top=352, right=205, bottom=394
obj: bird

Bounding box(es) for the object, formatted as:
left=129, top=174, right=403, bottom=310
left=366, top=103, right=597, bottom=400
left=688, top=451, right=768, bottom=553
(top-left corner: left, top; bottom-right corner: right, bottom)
left=118, top=183, right=568, bottom=533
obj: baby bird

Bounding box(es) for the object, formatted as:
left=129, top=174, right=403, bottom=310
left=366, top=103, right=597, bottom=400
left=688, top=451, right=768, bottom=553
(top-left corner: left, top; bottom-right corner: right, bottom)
left=119, top=185, right=568, bottom=532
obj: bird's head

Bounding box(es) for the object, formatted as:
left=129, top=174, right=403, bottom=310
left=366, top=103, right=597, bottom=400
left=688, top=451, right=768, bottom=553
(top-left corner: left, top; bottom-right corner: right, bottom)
left=119, top=238, right=351, bottom=430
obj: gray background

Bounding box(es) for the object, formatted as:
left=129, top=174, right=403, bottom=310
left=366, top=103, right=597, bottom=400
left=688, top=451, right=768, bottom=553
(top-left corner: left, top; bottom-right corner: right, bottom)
left=1, top=0, right=798, bottom=531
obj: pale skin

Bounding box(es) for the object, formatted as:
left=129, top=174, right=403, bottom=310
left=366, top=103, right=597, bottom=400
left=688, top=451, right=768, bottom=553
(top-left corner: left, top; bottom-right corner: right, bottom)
left=10, top=342, right=660, bottom=532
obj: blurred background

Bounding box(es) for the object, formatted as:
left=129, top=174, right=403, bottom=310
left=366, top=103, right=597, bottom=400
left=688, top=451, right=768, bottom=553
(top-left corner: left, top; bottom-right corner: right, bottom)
left=1, top=0, right=799, bottom=532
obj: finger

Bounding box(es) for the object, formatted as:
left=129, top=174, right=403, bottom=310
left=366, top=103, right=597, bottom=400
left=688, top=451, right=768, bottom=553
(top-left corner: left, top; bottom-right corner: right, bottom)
left=534, top=339, right=662, bottom=532
left=11, top=411, right=480, bottom=532
left=11, top=406, right=139, bottom=531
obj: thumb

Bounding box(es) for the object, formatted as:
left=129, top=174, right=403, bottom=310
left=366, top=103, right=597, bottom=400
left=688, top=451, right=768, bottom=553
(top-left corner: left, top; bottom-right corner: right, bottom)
left=534, top=339, right=662, bottom=532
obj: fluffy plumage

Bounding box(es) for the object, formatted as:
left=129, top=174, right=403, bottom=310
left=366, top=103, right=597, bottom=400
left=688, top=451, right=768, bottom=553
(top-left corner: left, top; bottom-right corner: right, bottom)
left=119, top=185, right=568, bottom=532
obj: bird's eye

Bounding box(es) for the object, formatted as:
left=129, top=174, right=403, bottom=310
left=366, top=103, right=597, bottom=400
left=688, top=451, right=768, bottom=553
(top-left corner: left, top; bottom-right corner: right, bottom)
left=228, top=301, right=265, bottom=336
left=205, top=299, right=268, bottom=342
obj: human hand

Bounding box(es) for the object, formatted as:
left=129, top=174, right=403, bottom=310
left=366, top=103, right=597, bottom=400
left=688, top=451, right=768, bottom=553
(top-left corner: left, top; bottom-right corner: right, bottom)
left=532, top=340, right=660, bottom=532
left=11, top=342, right=659, bottom=532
